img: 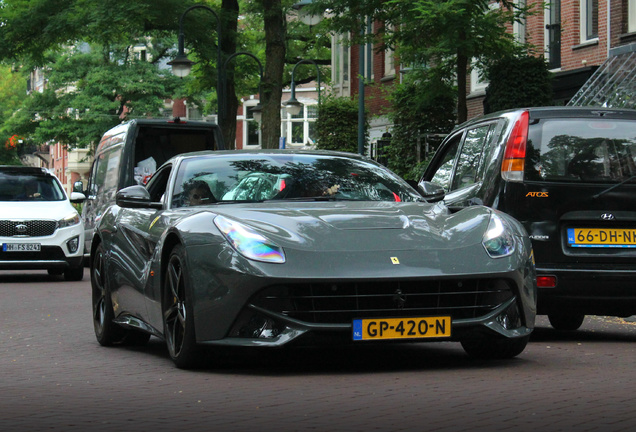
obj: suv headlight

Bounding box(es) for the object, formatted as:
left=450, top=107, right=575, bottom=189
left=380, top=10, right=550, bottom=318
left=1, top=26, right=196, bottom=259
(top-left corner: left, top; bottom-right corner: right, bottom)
left=482, top=212, right=516, bottom=258
left=214, top=215, right=286, bottom=263
left=58, top=212, right=81, bottom=229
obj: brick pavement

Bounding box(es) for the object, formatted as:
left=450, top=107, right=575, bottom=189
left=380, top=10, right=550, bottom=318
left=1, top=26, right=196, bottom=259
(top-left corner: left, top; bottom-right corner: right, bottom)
left=2, top=270, right=636, bottom=432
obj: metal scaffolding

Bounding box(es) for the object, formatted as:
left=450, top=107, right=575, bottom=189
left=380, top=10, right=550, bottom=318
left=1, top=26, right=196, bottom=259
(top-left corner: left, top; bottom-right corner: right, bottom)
left=568, top=43, right=636, bottom=108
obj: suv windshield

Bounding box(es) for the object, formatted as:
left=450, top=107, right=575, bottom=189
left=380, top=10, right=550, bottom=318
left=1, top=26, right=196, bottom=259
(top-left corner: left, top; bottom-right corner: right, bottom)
left=0, top=172, right=66, bottom=201
left=526, top=118, right=636, bottom=183
left=171, top=153, right=423, bottom=207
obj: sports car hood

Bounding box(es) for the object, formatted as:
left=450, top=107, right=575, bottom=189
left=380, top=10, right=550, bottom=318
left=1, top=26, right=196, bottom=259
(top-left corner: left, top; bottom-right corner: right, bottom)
left=212, top=201, right=493, bottom=253
left=0, top=200, right=78, bottom=221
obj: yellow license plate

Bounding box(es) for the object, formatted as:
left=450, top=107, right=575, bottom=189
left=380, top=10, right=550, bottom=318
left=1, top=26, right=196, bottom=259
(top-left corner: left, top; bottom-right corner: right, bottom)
left=352, top=316, right=451, bottom=341
left=567, top=228, right=636, bottom=248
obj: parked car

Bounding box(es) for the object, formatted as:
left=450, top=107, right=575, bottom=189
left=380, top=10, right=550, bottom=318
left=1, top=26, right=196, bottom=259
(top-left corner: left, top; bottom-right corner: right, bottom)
left=76, top=118, right=224, bottom=264
left=0, top=166, right=85, bottom=280
left=421, top=106, right=636, bottom=330
left=91, top=150, right=536, bottom=368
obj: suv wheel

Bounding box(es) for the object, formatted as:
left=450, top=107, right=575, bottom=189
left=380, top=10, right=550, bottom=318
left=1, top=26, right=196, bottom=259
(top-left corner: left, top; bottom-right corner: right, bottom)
left=64, top=266, right=84, bottom=281
left=548, top=312, right=585, bottom=331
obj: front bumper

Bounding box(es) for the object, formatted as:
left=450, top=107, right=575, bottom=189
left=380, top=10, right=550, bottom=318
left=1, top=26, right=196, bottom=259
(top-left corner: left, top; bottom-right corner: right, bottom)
left=0, top=226, right=84, bottom=270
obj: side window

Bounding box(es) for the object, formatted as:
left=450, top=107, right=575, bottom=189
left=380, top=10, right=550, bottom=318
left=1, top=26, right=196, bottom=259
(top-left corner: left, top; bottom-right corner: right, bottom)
left=91, top=146, right=123, bottom=197
left=146, top=165, right=172, bottom=203
left=450, top=125, right=493, bottom=190
left=430, top=134, right=462, bottom=191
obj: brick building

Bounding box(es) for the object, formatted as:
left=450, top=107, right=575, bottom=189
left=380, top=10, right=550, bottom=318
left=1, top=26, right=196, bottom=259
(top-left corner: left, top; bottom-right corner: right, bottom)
left=338, top=0, right=636, bottom=149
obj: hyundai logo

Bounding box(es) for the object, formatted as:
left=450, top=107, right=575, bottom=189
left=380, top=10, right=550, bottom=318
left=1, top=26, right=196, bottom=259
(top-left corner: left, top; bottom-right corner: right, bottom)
left=600, top=213, right=615, bottom=221
left=15, top=223, right=28, bottom=234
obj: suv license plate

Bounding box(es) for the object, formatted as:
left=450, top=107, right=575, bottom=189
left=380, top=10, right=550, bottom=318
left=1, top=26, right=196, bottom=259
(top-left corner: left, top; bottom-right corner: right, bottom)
left=353, top=316, right=451, bottom=341
left=3, top=243, right=41, bottom=252
left=567, top=228, right=636, bottom=248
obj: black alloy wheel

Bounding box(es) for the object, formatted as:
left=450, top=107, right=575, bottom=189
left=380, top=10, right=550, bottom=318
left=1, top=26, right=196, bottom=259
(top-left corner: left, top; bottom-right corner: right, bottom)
left=163, top=244, right=202, bottom=369
left=92, top=242, right=125, bottom=345
left=548, top=312, right=585, bottom=331
left=461, top=334, right=530, bottom=359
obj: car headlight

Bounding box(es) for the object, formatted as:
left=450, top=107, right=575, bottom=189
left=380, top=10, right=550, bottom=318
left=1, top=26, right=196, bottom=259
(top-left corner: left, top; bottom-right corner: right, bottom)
left=214, top=215, right=286, bottom=264
left=482, top=212, right=516, bottom=258
left=58, top=212, right=81, bottom=229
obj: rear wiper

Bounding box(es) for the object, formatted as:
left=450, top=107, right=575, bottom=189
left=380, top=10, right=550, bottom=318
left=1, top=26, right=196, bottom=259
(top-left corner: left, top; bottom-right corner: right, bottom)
left=592, top=175, right=636, bottom=199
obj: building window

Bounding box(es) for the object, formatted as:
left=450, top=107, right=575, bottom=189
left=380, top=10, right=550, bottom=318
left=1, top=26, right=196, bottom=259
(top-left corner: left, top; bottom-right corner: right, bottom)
left=629, top=0, right=636, bottom=33
left=545, top=0, right=561, bottom=69
left=243, top=101, right=261, bottom=147
left=281, top=102, right=318, bottom=147
left=580, top=0, right=598, bottom=42
left=332, top=34, right=350, bottom=97
left=513, top=0, right=526, bottom=44
left=384, top=24, right=396, bottom=77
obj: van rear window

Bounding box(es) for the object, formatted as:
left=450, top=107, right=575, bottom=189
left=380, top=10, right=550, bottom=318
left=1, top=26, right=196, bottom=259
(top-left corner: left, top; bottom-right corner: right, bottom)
left=525, top=119, right=636, bottom=183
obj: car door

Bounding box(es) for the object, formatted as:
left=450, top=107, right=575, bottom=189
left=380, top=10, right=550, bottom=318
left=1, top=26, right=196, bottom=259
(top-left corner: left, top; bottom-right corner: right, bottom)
left=107, top=164, right=173, bottom=323
left=424, top=121, right=498, bottom=210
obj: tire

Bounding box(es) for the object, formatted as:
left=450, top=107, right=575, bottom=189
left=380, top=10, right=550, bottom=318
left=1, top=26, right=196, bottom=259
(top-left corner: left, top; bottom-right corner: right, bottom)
left=461, top=335, right=530, bottom=360
left=64, top=265, right=84, bottom=281
left=163, top=244, right=202, bottom=369
left=91, top=242, right=126, bottom=346
left=548, top=312, right=585, bottom=331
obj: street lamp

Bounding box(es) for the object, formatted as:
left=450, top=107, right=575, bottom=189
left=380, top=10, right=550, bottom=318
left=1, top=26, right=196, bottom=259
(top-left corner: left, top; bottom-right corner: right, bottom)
left=283, top=59, right=321, bottom=117
left=291, top=0, right=323, bottom=26
left=169, top=5, right=223, bottom=123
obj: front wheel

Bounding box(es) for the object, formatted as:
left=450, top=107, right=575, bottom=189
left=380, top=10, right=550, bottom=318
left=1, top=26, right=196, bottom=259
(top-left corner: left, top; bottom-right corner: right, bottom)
left=548, top=312, right=585, bottom=331
left=163, top=244, right=202, bottom=369
left=461, top=335, right=530, bottom=360
left=92, top=242, right=125, bottom=346
left=64, top=265, right=84, bottom=281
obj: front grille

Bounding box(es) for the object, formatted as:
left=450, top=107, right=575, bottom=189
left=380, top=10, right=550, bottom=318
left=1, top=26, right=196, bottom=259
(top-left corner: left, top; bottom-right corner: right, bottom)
left=251, top=279, right=514, bottom=324
left=0, top=220, right=57, bottom=237
left=0, top=246, right=66, bottom=261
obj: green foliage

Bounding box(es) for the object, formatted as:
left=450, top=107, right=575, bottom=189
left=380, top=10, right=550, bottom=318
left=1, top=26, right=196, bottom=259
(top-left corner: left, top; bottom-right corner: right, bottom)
left=484, top=55, right=553, bottom=113
left=315, top=95, right=368, bottom=154
left=387, top=70, right=456, bottom=180
left=2, top=45, right=181, bottom=149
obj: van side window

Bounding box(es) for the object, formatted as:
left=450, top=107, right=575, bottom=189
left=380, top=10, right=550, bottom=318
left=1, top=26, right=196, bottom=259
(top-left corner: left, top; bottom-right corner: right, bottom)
left=92, top=146, right=123, bottom=198
left=430, top=134, right=462, bottom=191
left=450, top=124, right=493, bottom=190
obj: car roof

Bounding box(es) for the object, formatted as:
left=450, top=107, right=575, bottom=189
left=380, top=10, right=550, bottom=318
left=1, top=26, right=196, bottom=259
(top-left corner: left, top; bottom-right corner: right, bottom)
left=169, top=149, right=371, bottom=165
left=458, top=106, right=636, bottom=129
left=0, top=165, right=52, bottom=176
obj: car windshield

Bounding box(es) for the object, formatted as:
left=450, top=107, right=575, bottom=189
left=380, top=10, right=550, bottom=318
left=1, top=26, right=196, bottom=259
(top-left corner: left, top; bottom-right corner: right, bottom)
left=171, top=153, right=422, bottom=207
left=526, top=119, right=636, bottom=183
left=0, top=172, right=66, bottom=202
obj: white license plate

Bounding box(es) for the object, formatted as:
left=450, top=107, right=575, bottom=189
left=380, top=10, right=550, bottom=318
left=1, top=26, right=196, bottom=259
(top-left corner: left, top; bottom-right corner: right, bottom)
left=3, top=243, right=41, bottom=252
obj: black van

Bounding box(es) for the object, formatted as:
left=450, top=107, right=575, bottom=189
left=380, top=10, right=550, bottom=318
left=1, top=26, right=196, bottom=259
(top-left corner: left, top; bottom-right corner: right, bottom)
left=79, top=118, right=224, bottom=262
left=421, top=106, right=636, bottom=330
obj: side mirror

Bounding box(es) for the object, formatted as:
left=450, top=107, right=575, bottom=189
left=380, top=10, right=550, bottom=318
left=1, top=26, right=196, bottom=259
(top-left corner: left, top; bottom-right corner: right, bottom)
left=73, top=181, right=84, bottom=193
left=116, top=185, right=162, bottom=209
left=69, top=192, right=86, bottom=203
left=416, top=180, right=445, bottom=203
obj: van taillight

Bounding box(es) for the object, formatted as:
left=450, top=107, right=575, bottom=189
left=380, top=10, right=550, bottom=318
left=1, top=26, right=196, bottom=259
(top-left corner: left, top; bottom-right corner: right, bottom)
left=501, top=110, right=529, bottom=182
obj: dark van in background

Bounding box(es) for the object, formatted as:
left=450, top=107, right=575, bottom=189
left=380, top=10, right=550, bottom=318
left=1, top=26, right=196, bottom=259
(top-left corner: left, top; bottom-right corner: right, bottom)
left=421, top=107, right=636, bottom=330
left=78, top=118, right=224, bottom=262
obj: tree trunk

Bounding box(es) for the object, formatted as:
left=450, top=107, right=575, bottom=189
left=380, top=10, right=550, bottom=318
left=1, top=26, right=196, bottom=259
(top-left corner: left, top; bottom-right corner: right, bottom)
left=260, top=0, right=286, bottom=149
left=456, top=30, right=468, bottom=124
left=219, top=0, right=239, bottom=149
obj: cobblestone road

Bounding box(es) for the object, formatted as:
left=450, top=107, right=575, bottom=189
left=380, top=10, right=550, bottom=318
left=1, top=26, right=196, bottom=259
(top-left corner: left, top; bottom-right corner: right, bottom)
left=2, top=269, right=636, bottom=432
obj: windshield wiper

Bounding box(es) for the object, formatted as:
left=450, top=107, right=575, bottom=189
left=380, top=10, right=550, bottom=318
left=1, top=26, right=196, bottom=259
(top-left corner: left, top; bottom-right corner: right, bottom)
left=592, top=175, right=636, bottom=199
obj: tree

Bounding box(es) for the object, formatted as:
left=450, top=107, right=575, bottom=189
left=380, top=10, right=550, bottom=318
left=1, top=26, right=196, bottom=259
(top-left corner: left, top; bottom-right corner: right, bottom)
left=315, top=95, right=368, bottom=153
left=313, top=0, right=533, bottom=123
left=388, top=69, right=456, bottom=180
left=484, top=55, right=553, bottom=113
left=3, top=44, right=181, bottom=148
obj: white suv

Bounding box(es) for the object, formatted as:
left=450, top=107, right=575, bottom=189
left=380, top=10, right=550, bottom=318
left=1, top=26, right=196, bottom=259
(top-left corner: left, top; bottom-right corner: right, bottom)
left=0, top=166, right=85, bottom=281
